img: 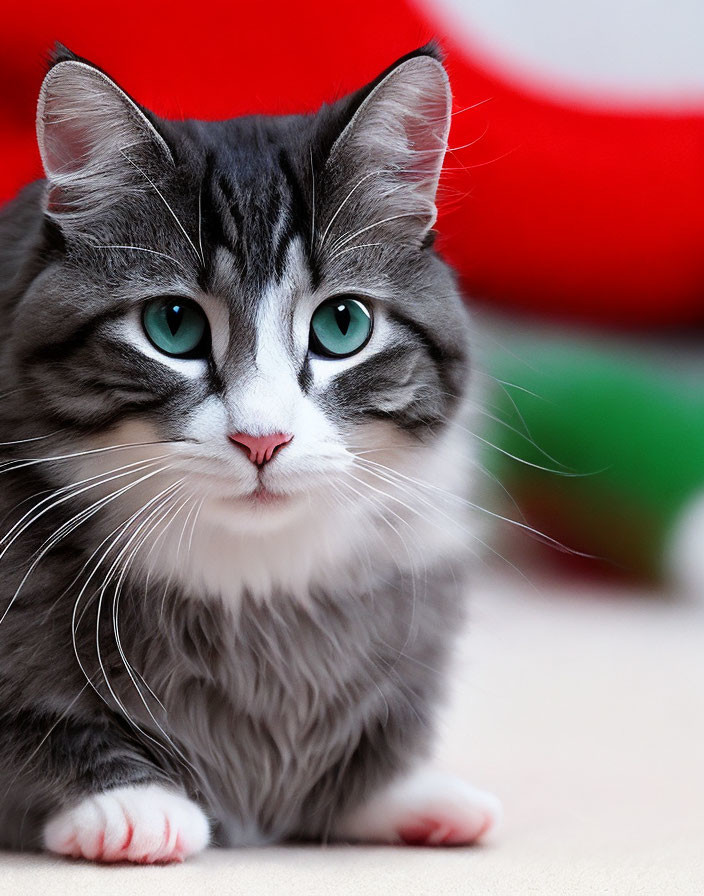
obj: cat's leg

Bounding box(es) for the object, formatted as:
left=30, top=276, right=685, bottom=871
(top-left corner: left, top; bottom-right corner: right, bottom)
left=331, top=768, right=502, bottom=846
left=43, top=784, right=209, bottom=864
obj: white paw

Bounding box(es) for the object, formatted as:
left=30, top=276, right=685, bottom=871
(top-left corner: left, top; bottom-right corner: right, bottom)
left=43, top=784, right=210, bottom=864
left=333, top=769, right=502, bottom=846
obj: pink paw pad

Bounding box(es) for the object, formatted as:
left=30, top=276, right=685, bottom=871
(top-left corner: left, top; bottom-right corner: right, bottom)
left=43, top=785, right=209, bottom=865
left=333, top=771, right=502, bottom=846
left=398, top=812, right=493, bottom=846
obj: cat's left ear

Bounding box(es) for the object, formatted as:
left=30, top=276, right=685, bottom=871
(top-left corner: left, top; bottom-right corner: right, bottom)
left=36, top=46, right=173, bottom=230
left=322, top=47, right=452, bottom=248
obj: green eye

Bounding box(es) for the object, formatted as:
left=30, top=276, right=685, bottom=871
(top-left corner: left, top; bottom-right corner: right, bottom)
left=142, top=298, right=209, bottom=358
left=309, top=297, right=373, bottom=358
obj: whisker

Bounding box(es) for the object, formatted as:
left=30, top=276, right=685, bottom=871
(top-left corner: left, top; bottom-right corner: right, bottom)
left=449, top=97, right=493, bottom=117
left=69, top=470, right=181, bottom=644
left=118, top=149, right=204, bottom=267
left=111, top=483, right=190, bottom=718
left=0, top=452, right=173, bottom=553
left=89, top=495, right=198, bottom=772
left=141, top=491, right=199, bottom=613
left=337, top=474, right=425, bottom=662
left=309, top=146, right=316, bottom=251
left=0, top=439, right=185, bottom=478
left=0, top=433, right=58, bottom=447
left=342, top=464, right=540, bottom=593
left=37, top=460, right=175, bottom=626
left=93, top=245, right=189, bottom=273
left=474, top=406, right=570, bottom=469
left=197, top=184, right=204, bottom=265
left=471, top=431, right=604, bottom=477
left=1, top=459, right=175, bottom=626
left=328, top=212, right=421, bottom=256
left=187, top=496, right=206, bottom=557
left=319, top=169, right=389, bottom=249
left=354, top=457, right=594, bottom=559
left=328, top=242, right=385, bottom=264
left=157, top=491, right=200, bottom=621
left=73, top=477, right=202, bottom=781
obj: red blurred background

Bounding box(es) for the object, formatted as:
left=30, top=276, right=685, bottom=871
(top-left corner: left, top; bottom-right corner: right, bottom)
left=2, top=0, right=703, bottom=328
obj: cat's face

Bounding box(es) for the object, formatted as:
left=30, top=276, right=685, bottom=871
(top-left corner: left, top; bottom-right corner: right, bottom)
left=7, top=47, right=471, bottom=593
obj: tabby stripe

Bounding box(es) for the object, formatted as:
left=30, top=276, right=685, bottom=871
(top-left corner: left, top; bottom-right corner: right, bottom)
left=278, top=148, right=320, bottom=287
left=387, top=309, right=465, bottom=403
left=20, top=308, right=124, bottom=366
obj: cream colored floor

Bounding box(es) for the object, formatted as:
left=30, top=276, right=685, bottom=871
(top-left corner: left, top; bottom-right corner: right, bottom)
left=2, top=573, right=702, bottom=895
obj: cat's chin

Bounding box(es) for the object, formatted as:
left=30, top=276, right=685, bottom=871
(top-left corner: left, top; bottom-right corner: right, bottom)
left=226, top=486, right=295, bottom=510
left=212, top=486, right=306, bottom=531
left=245, top=486, right=290, bottom=507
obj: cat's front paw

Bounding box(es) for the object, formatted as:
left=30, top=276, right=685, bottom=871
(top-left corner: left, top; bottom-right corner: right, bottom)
left=43, top=784, right=210, bottom=863
left=333, top=769, right=502, bottom=846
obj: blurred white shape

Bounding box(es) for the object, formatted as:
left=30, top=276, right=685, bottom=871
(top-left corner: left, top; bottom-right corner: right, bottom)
left=420, top=0, right=704, bottom=101
left=665, top=491, right=704, bottom=598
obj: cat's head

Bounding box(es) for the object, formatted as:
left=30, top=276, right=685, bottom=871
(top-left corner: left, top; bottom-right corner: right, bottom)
left=5, top=44, right=472, bottom=595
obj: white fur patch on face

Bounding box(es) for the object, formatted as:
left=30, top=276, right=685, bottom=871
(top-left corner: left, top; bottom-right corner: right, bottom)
left=66, top=231, right=474, bottom=609
left=43, top=784, right=210, bottom=863
left=69, top=393, right=475, bottom=610
left=152, top=413, right=473, bottom=606
left=71, top=409, right=474, bottom=611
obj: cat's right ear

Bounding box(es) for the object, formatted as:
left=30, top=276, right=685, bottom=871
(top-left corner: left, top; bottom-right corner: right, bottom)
left=320, top=47, right=451, bottom=249
left=36, top=50, right=173, bottom=230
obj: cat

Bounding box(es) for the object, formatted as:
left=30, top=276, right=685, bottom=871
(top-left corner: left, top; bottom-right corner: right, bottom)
left=0, top=42, right=501, bottom=862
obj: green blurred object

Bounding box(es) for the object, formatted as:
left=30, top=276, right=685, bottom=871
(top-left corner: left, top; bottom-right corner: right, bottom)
left=483, top=339, right=704, bottom=582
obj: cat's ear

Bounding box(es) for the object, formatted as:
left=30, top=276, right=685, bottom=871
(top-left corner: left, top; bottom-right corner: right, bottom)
left=323, top=47, right=451, bottom=247
left=36, top=47, right=172, bottom=228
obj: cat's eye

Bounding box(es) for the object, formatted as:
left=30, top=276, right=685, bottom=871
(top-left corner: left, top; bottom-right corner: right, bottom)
left=142, top=297, right=210, bottom=358
left=309, top=296, right=373, bottom=358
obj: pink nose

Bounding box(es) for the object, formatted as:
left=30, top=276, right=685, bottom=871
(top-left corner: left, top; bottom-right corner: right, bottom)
left=228, top=432, right=293, bottom=466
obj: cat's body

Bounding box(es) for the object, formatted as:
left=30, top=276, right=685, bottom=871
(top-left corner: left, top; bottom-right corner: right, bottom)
left=0, top=45, right=499, bottom=860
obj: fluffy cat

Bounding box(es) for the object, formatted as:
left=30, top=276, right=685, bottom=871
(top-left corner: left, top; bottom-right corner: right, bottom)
left=0, top=43, right=500, bottom=862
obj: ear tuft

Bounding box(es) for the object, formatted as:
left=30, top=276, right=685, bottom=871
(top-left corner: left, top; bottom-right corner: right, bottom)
left=48, top=41, right=80, bottom=68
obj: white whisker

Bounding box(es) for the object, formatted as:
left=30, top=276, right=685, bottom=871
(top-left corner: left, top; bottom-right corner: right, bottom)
left=0, top=439, right=183, bottom=479
left=118, top=149, right=204, bottom=267
left=344, top=461, right=542, bottom=591
left=319, top=169, right=388, bottom=249
left=1, top=459, right=175, bottom=626
left=337, top=474, right=424, bottom=662
left=74, top=476, right=202, bottom=781
left=0, top=452, right=172, bottom=552
left=328, top=242, right=384, bottom=263
left=309, top=146, right=316, bottom=251
left=0, top=433, right=57, bottom=447
left=328, top=212, right=420, bottom=256
left=197, top=184, right=204, bottom=264
left=157, top=491, right=200, bottom=621
left=356, top=454, right=593, bottom=558
left=111, top=483, right=190, bottom=718
left=94, top=245, right=189, bottom=273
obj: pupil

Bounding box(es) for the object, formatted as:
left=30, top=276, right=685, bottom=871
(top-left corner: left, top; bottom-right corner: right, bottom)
left=334, top=303, right=351, bottom=336
left=166, top=304, right=183, bottom=336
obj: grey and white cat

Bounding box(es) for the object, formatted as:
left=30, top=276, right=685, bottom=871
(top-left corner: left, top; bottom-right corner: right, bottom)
left=0, top=43, right=500, bottom=861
